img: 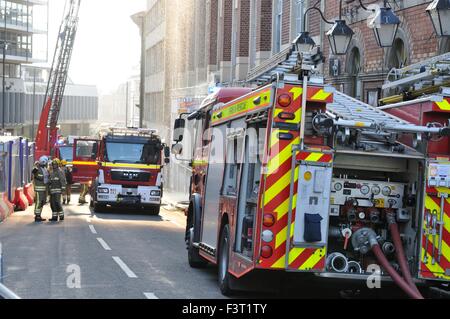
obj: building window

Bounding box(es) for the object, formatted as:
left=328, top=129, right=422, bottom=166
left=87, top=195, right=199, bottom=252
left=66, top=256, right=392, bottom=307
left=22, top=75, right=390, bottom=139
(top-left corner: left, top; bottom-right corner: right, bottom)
left=249, top=0, right=257, bottom=68
left=347, top=47, right=361, bottom=99
left=273, top=0, right=283, bottom=53
left=295, top=0, right=304, bottom=35
left=367, top=89, right=381, bottom=107
left=387, top=38, right=408, bottom=69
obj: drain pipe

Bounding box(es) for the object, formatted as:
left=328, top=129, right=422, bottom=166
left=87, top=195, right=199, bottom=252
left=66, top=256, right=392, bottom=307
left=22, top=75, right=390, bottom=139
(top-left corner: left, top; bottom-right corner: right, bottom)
left=353, top=228, right=424, bottom=299
left=387, top=213, right=423, bottom=297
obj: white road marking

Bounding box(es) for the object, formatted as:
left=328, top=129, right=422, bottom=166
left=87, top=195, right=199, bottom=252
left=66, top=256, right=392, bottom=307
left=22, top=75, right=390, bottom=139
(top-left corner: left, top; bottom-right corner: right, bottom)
left=96, top=238, right=112, bottom=251
left=89, top=225, right=97, bottom=234
left=113, top=257, right=138, bottom=278
left=144, top=292, right=159, bottom=299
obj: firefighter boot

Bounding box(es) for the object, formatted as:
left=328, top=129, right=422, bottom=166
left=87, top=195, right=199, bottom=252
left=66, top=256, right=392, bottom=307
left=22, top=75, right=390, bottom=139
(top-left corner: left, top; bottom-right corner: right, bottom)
left=49, top=214, right=58, bottom=222
left=35, top=215, right=47, bottom=222
left=59, top=213, right=65, bottom=221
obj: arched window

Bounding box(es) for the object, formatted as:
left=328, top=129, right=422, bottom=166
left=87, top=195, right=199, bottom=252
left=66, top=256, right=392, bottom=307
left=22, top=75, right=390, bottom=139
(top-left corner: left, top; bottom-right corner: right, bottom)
left=388, top=38, right=408, bottom=69
left=346, top=47, right=361, bottom=99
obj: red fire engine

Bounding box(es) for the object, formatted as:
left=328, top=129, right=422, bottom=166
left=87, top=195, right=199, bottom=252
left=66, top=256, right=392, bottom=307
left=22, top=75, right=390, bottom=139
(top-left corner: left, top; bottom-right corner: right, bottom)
left=172, top=44, right=450, bottom=298
left=72, top=128, right=170, bottom=215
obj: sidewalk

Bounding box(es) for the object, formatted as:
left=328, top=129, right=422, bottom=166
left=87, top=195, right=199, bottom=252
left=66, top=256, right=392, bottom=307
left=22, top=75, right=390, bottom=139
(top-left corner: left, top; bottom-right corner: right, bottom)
left=162, top=191, right=190, bottom=212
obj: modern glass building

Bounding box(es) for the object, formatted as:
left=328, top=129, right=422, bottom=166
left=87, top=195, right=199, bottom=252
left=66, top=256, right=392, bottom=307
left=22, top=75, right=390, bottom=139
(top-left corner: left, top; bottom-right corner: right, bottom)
left=0, top=0, right=48, bottom=133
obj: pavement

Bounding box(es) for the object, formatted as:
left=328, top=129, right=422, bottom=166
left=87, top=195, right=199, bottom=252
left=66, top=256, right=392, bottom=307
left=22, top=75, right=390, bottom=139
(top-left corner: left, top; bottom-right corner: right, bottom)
left=162, top=191, right=189, bottom=211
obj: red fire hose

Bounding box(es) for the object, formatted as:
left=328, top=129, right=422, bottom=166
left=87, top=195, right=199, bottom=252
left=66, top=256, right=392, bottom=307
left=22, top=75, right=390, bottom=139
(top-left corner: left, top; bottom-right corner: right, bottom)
left=389, top=222, right=423, bottom=297
left=372, top=245, right=424, bottom=299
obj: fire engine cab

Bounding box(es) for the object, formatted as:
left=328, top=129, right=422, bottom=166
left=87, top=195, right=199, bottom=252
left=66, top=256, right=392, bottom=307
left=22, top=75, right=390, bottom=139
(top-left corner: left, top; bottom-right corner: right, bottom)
left=172, top=42, right=450, bottom=298
left=72, top=128, right=170, bottom=215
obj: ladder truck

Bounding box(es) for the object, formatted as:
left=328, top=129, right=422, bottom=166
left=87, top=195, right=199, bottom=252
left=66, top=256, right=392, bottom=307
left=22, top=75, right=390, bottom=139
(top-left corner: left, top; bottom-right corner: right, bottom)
left=35, top=0, right=81, bottom=160
left=172, top=37, right=450, bottom=298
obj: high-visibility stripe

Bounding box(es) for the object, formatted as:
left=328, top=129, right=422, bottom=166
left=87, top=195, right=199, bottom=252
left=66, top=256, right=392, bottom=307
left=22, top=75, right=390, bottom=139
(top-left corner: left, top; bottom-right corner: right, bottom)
left=73, top=161, right=98, bottom=166
left=426, top=196, right=450, bottom=235
left=421, top=249, right=450, bottom=279
left=266, top=137, right=300, bottom=176
left=305, top=153, right=324, bottom=162
left=104, top=163, right=161, bottom=170
left=289, top=87, right=303, bottom=101
left=436, top=99, right=450, bottom=111
left=310, top=89, right=332, bottom=101
left=264, top=167, right=299, bottom=206
left=299, top=249, right=326, bottom=270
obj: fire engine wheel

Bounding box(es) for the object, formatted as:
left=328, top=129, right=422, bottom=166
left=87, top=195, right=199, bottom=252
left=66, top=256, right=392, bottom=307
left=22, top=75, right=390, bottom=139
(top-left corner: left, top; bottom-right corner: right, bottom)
left=188, top=228, right=208, bottom=268
left=148, top=206, right=160, bottom=216
left=218, top=224, right=234, bottom=296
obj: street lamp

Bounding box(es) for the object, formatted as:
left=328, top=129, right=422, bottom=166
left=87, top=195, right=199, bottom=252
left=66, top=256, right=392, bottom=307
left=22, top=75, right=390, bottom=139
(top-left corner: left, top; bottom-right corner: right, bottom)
left=427, top=0, right=450, bottom=37
left=299, top=0, right=354, bottom=55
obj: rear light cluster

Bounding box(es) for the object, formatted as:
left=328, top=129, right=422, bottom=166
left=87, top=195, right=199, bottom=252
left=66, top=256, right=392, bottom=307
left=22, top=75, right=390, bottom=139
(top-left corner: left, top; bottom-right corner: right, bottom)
left=261, top=213, right=276, bottom=259
left=277, top=94, right=292, bottom=107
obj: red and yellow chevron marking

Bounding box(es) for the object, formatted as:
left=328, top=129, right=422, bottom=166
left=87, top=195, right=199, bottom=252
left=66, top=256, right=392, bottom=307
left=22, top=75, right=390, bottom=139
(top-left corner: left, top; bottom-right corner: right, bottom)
left=259, top=89, right=328, bottom=271
left=419, top=193, right=450, bottom=281
left=433, top=97, right=450, bottom=112
left=297, top=151, right=333, bottom=164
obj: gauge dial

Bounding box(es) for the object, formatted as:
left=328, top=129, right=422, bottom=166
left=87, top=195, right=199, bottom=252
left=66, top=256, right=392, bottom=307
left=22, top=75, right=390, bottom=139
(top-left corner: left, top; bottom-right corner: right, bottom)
left=334, top=183, right=343, bottom=191
left=360, top=185, right=370, bottom=195
left=372, top=186, right=381, bottom=195
left=382, top=186, right=392, bottom=196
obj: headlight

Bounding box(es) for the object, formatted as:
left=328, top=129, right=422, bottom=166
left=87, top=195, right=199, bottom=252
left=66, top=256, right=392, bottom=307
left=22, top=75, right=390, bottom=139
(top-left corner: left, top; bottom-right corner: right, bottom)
left=150, top=190, right=161, bottom=196
left=98, top=188, right=109, bottom=194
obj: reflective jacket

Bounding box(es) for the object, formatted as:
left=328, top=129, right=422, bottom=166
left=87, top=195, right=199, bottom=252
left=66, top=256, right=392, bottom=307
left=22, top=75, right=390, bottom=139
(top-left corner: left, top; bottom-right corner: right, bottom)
left=49, top=168, right=67, bottom=194
left=32, top=166, right=49, bottom=192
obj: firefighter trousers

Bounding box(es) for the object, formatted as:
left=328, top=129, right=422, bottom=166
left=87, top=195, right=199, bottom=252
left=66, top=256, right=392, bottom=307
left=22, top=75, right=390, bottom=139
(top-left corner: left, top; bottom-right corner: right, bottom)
left=63, top=186, right=72, bottom=203
left=50, top=193, right=64, bottom=218
left=34, top=191, right=47, bottom=217
left=79, top=184, right=89, bottom=204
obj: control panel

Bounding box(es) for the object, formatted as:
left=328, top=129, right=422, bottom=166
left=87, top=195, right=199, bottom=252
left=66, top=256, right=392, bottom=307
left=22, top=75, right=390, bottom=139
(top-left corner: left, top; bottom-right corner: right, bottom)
left=428, top=162, right=450, bottom=188
left=331, top=178, right=405, bottom=210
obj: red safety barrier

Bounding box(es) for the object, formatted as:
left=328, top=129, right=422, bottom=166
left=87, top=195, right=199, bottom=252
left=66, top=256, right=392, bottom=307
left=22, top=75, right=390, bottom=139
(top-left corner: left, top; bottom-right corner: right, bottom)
left=24, top=183, right=34, bottom=205
left=0, top=192, right=14, bottom=222
left=13, top=187, right=29, bottom=212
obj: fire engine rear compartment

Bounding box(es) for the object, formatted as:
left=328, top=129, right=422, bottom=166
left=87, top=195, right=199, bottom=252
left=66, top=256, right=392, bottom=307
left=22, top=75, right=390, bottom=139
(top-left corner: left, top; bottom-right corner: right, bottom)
left=322, top=151, right=425, bottom=280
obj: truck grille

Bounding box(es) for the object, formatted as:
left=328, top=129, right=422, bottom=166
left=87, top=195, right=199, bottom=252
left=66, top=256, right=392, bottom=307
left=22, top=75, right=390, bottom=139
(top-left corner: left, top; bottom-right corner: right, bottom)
left=111, top=171, right=152, bottom=182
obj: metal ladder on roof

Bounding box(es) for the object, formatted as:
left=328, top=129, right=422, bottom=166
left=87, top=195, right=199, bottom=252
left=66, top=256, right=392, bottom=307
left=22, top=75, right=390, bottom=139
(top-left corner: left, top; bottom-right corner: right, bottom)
left=382, top=52, right=450, bottom=92
left=246, top=44, right=299, bottom=85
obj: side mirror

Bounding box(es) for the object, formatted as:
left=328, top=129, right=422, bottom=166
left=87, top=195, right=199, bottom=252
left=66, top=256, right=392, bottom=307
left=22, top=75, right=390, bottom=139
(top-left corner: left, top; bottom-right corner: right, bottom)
left=164, top=146, right=171, bottom=158
left=173, top=118, right=186, bottom=142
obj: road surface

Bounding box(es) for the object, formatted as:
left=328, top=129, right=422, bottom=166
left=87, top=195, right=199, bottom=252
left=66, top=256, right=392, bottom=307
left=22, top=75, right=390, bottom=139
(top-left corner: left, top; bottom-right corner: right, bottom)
left=0, top=195, right=408, bottom=299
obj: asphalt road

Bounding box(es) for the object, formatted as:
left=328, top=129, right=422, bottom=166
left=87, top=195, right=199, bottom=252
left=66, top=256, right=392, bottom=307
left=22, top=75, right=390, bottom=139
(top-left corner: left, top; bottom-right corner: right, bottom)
left=0, top=195, right=412, bottom=299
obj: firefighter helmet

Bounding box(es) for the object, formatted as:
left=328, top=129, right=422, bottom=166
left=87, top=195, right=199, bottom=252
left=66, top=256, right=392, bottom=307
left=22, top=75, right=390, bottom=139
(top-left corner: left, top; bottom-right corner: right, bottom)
left=52, top=158, right=61, bottom=167
left=61, top=160, right=68, bottom=166
left=39, top=156, right=49, bottom=166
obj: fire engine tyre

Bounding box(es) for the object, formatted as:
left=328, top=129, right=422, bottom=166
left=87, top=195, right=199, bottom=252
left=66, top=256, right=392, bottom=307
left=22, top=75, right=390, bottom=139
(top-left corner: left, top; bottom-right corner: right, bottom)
left=188, top=228, right=208, bottom=268
left=148, top=205, right=160, bottom=216
left=218, top=224, right=235, bottom=296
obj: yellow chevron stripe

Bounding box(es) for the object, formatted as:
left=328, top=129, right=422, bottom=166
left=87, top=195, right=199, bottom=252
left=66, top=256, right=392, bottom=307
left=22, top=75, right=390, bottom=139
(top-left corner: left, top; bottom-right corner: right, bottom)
left=271, top=247, right=306, bottom=269
left=425, top=196, right=450, bottom=235
left=276, top=223, right=295, bottom=249
left=305, top=153, right=324, bottom=162
left=264, top=167, right=299, bottom=206
left=436, top=99, right=450, bottom=111
left=299, top=248, right=326, bottom=270
left=421, top=249, right=450, bottom=279
left=266, top=137, right=300, bottom=176
left=290, top=87, right=303, bottom=101
left=275, top=194, right=297, bottom=220
left=311, top=90, right=332, bottom=101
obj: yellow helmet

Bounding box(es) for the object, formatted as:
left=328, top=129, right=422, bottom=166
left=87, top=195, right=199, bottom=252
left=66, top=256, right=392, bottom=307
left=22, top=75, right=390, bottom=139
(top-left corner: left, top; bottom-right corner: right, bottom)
left=52, top=158, right=61, bottom=166
left=61, top=160, right=68, bottom=166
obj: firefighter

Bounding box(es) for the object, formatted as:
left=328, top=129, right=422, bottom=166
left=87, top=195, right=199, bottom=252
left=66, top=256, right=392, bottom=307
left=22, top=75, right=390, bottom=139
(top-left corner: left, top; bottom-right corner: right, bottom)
left=61, top=160, right=73, bottom=205
left=32, top=156, right=49, bottom=222
left=49, top=158, right=67, bottom=222
left=79, top=183, right=89, bottom=205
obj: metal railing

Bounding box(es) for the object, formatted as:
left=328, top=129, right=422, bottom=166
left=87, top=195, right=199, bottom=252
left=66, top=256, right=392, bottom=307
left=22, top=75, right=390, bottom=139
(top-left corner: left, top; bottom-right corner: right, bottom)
left=0, top=284, right=20, bottom=299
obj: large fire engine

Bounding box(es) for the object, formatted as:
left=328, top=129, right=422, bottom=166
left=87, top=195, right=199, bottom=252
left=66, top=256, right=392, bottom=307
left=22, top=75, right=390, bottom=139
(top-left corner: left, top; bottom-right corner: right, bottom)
left=72, top=128, right=170, bottom=215
left=172, top=40, right=450, bottom=298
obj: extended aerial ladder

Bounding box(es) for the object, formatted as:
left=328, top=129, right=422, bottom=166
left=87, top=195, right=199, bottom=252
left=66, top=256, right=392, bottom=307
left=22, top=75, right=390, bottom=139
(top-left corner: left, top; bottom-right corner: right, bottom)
left=35, top=0, right=81, bottom=159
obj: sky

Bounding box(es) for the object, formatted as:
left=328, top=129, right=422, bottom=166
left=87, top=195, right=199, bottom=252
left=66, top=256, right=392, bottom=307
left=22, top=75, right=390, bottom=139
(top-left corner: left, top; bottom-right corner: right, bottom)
left=47, top=0, right=146, bottom=95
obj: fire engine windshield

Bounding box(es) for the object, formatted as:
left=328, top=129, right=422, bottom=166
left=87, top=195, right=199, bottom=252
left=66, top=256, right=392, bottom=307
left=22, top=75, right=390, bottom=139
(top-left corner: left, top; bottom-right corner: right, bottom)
left=58, top=146, right=74, bottom=162
left=106, top=142, right=161, bottom=165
